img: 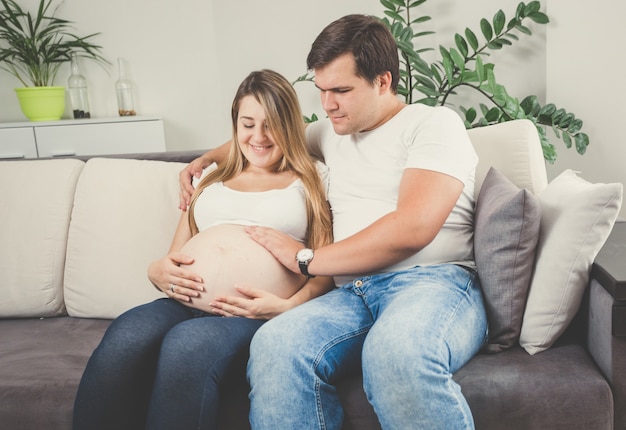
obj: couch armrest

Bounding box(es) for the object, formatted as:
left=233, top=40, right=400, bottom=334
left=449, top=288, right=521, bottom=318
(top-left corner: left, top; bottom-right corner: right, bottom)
left=591, top=221, right=626, bottom=335
left=587, top=221, right=626, bottom=429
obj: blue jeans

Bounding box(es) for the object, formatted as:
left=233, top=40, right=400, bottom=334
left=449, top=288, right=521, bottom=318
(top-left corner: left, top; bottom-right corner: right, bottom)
left=248, top=264, right=487, bottom=430
left=73, top=298, right=263, bottom=430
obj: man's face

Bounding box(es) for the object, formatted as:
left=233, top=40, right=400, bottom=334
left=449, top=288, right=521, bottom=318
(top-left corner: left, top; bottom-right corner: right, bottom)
left=313, top=53, right=383, bottom=135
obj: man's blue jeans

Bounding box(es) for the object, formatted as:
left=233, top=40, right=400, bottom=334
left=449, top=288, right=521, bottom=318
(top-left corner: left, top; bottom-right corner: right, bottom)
left=248, top=264, right=488, bottom=430
left=73, top=298, right=263, bottom=430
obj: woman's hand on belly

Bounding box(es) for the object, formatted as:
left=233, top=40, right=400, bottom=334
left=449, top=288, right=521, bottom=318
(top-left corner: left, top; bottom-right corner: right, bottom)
left=210, top=284, right=293, bottom=320
left=147, top=252, right=206, bottom=302
left=177, top=225, right=307, bottom=314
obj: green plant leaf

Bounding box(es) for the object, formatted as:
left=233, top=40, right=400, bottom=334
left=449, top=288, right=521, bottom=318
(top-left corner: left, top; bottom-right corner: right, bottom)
left=515, top=2, right=525, bottom=20
left=416, top=97, right=439, bottom=107
left=415, top=30, right=436, bottom=38
left=562, top=131, right=572, bottom=148
left=400, top=26, right=414, bottom=42
left=496, top=37, right=512, bottom=46
left=480, top=18, right=493, bottom=41
left=568, top=118, right=583, bottom=134
left=415, top=84, right=441, bottom=97
left=528, top=12, right=549, bottom=24
left=551, top=108, right=566, bottom=123
left=485, top=107, right=501, bottom=122
left=397, top=40, right=416, bottom=54
left=575, top=133, right=589, bottom=155
left=493, top=10, right=506, bottom=35
left=464, top=106, right=477, bottom=123
left=415, top=74, right=436, bottom=90
left=487, top=40, right=503, bottom=50
left=449, top=47, right=466, bottom=73
left=507, top=17, right=518, bottom=31
left=525, top=1, right=542, bottom=15
left=430, top=64, right=443, bottom=84
left=384, top=10, right=405, bottom=23
left=459, top=69, right=479, bottom=83
left=303, top=113, right=319, bottom=123
left=412, top=15, right=432, bottom=24
left=475, top=54, right=485, bottom=83
left=439, top=46, right=454, bottom=80
left=465, top=27, right=479, bottom=52
left=537, top=103, right=556, bottom=121
left=515, top=24, right=532, bottom=35
left=455, top=33, right=468, bottom=58
left=559, top=112, right=574, bottom=128
left=520, top=95, right=538, bottom=115
left=413, top=60, right=434, bottom=78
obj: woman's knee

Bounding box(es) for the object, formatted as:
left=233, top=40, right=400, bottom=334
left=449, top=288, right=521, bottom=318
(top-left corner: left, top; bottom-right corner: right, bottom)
left=160, top=317, right=262, bottom=366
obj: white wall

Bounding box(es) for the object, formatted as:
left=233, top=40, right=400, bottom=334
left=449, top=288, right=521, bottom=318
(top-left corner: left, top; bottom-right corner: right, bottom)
left=3, top=0, right=622, bottom=214
left=0, top=0, right=545, bottom=149
left=545, top=0, right=626, bottom=219
left=11, top=0, right=622, bottom=217
left=0, top=0, right=222, bottom=148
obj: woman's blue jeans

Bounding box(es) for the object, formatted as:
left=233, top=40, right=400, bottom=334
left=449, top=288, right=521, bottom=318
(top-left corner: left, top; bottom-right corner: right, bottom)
left=248, top=264, right=488, bottom=430
left=72, top=298, right=263, bottom=430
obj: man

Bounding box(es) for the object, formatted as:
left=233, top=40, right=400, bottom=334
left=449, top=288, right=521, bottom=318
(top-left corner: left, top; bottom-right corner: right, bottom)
left=179, top=14, right=487, bottom=430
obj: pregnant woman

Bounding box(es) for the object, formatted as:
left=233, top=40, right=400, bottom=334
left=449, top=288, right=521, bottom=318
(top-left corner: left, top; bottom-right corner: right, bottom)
left=72, top=69, right=334, bottom=430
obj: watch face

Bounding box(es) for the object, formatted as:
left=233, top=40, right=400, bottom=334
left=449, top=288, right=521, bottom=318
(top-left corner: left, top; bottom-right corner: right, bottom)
left=297, top=248, right=314, bottom=262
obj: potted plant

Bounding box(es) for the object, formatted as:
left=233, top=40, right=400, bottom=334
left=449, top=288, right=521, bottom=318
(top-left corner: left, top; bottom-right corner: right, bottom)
left=0, top=0, right=108, bottom=121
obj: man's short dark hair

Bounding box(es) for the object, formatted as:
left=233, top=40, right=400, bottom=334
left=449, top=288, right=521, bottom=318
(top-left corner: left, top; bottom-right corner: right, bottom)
left=306, top=14, right=400, bottom=93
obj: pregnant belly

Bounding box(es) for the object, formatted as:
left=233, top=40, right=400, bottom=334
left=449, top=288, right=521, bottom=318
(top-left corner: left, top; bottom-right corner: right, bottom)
left=179, top=224, right=307, bottom=313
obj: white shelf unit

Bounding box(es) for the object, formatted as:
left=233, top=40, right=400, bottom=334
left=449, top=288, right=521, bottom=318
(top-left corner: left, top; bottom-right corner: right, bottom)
left=0, top=116, right=166, bottom=160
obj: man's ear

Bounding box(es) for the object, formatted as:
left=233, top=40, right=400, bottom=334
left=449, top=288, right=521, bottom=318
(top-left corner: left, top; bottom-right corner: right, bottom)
left=377, top=71, right=393, bottom=94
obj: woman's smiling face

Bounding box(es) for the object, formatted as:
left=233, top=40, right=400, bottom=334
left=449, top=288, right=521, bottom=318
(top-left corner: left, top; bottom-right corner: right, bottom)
left=236, top=95, right=284, bottom=172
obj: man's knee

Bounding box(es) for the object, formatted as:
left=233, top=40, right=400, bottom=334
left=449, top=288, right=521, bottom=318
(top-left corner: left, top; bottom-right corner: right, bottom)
left=250, top=317, right=294, bottom=359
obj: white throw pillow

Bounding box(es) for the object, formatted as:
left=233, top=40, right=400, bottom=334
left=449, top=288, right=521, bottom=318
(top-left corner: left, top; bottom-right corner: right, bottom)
left=0, top=159, right=84, bottom=317
left=519, top=169, right=623, bottom=355
left=64, top=158, right=185, bottom=318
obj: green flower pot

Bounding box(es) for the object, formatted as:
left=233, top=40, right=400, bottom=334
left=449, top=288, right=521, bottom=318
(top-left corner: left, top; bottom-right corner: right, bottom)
left=14, top=86, right=65, bottom=121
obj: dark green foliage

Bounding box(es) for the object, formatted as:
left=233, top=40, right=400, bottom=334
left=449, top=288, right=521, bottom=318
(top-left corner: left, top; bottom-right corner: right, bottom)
left=0, top=0, right=108, bottom=87
left=379, top=0, right=587, bottom=162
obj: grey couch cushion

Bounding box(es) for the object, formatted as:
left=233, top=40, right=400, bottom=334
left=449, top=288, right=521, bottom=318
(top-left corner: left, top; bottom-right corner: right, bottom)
left=454, top=342, right=613, bottom=429
left=0, top=318, right=110, bottom=429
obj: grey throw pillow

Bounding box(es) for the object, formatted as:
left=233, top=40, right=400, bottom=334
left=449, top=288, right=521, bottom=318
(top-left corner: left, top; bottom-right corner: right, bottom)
left=474, top=167, right=541, bottom=353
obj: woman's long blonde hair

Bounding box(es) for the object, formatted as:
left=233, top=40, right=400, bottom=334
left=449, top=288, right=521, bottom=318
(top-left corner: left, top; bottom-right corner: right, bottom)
left=188, top=69, right=333, bottom=249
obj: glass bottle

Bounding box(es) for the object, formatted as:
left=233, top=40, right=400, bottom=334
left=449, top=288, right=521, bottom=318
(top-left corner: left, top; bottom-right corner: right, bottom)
left=67, top=52, right=91, bottom=119
left=115, top=58, right=136, bottom=116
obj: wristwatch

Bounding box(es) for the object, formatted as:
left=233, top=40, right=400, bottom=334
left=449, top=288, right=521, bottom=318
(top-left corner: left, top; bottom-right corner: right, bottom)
left=296, top=248, right=315, bottom=278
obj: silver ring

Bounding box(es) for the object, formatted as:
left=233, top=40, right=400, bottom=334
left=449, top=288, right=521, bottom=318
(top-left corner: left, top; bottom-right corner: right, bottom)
left=170, top=284, right=175, bottom=293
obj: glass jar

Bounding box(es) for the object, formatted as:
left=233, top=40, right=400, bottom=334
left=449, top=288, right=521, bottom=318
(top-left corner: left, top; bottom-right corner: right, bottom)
left=115, top=58, right=136, bottom=116
left=67, top=52, right=91, bottom=119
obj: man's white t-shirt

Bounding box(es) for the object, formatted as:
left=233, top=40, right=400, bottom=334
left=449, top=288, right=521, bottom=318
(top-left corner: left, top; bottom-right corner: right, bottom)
left=306, top=103, right=478, bottom=286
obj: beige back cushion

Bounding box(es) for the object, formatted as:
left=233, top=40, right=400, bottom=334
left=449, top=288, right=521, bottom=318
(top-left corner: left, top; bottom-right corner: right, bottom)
left=0, top=159, right=84, bottom=317
left=64, top=158, right=185, bottom=318
left=469, top=119, right=548, bottom=197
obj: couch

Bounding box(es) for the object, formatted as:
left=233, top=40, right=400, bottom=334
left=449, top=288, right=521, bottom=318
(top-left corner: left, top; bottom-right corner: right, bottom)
left=1, top=119, right=624, bottom=430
